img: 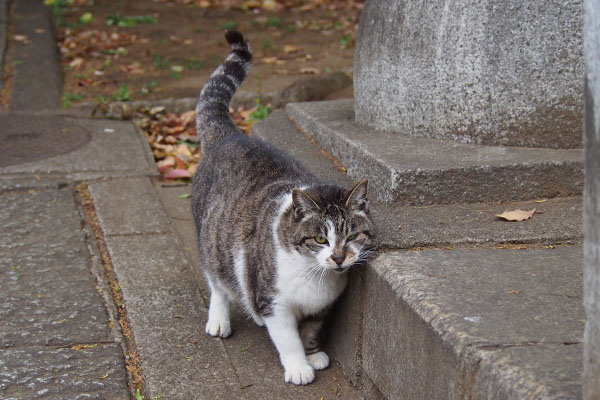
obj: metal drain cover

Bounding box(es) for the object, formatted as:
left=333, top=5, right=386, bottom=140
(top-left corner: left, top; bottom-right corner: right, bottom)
left=0, top=114, right=91, bottom=167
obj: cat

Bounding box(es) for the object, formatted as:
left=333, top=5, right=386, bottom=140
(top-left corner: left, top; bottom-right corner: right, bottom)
left=191, top=30, right=374, bottom=385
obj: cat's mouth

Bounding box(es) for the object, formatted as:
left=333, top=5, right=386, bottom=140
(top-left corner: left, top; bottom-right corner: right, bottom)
left=333, top=266, right=350, bottom=273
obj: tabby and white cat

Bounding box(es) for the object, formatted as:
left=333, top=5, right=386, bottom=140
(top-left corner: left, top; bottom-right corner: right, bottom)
left=191, top=31, right=374, bottom=385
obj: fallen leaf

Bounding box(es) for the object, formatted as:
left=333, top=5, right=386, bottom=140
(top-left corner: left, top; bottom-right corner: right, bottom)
left=240, top=344, right=252, bottom=352
left=120, top=61, right=144, bottom=74
left=14, top=34, right=31, bottom=44
left=283, top=44, right=303, bottom=54
left=300, top=67, right=320, bottom=74
left=157, top=157, right=175, bottom=170
left=244, top=0, right=261, bottom=8
left=163, top=169, right=191, bottom=179
left=178, top=193, right=191, bottom=199
left=187, top=164, right=198, bottom=175
left=535, top=198, right=548, bottom=203
left=261, top=57, right=279, bottom=64
left=69, top=57, right=85, bottom=69
left=495, top=208, right=536, bottom=222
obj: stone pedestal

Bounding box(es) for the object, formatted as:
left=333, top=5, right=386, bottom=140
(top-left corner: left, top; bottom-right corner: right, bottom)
left=354, top=0, right=584, bottom=149
left=584, top=1, right=600, bottom=398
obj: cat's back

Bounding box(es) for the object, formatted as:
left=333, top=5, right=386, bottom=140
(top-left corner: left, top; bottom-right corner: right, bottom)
left=191, top=133, right=315, bottom=222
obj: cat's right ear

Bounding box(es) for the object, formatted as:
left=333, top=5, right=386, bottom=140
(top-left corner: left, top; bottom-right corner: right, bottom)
left=292, top=189, right=320, bottom=220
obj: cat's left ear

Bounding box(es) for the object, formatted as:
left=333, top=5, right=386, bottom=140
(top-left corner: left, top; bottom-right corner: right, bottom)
left=345, top=179, right=369, bottom=213
left=292, top=188, right=321, bottom=220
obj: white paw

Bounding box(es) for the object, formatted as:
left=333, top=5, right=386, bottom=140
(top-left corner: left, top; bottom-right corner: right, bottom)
left=307, top=351, right=329, bottom=370
left=205, top=319, right=231, bottom=338
left=284, top=363, right=315, bottom=385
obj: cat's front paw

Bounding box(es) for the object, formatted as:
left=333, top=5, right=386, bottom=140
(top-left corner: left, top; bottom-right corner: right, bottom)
left=205, top=319, right=232, bottom=338
left=307, top=351, right=329, bottom=370
left=284, top=363, right=315, bottom=385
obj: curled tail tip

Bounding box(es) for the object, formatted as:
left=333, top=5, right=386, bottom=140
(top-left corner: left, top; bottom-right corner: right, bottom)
left=225, top=30, right=246, bottom=46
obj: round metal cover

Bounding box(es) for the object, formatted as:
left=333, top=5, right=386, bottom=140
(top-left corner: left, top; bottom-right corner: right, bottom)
left=0, top=114, right=91, bottom=167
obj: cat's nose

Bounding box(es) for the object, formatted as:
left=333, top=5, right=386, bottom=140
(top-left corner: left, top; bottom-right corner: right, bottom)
left=332, top=255, right=345, bottom=265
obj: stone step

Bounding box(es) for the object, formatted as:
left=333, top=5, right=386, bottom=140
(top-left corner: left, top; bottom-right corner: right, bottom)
left=251, top=109, right=584, bottom=399
left=252, top=110, right=583, bottom=251
left=331, top=247, right=583, bottom=400
left=285, top=100, right=584, bottom=206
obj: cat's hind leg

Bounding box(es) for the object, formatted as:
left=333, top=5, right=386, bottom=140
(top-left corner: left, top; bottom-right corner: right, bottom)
left=205, top=280, right=232, bottom=338
left=299, top=317, right=329, bottom=371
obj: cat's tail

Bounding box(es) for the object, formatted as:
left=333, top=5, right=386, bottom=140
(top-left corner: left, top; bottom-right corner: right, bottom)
left=196, top=30, right=253, bottom=153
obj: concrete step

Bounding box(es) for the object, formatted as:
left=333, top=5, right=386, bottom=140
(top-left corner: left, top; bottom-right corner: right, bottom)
left=250, top=109, right=584, bottom=399
left=285, top=100, right=583, bottom=206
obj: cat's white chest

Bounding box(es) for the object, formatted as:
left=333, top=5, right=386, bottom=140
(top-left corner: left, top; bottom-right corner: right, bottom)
left=274, top=248, right=347, bottom=316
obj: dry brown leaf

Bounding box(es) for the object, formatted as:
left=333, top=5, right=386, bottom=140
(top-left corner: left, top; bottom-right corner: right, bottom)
left=284, top=45, right=303, bottom=54
left=300, top=67, right=320, bottom=74
left=495, top=208, right=536, bottom=222
left=120, top=61, right=144, bottom=74
left=14, top=34, right=31, bottom=44
left=261, top=57, right=279, bottom=64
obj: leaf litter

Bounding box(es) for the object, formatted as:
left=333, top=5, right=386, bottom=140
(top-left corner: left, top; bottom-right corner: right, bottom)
left=134, top=104, right=264, bottom=180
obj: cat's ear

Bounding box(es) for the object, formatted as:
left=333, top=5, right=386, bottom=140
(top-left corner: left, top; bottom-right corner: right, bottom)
left=345, top=179, right=369, bottom=213
left=292, top=189, right=320, bottom=220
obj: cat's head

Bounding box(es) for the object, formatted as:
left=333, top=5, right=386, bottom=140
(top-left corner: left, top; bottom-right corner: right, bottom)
left=289, top=179, right=374, bottom=272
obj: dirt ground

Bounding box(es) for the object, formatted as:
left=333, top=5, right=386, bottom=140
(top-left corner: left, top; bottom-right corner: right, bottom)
left=54, top=0, right=362, bottom=106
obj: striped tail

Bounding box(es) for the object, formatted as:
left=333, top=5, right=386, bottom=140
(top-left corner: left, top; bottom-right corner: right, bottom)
left=196, top=30, right=252, bottom=153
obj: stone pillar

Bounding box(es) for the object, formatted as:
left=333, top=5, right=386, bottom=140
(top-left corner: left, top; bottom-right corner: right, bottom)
left=584, top=1, right=600, bottom=398
left=354, top=0, right=584, bottom=149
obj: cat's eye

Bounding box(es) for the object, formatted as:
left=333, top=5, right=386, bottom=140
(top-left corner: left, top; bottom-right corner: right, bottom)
left=346, top=233, right=358, bottom=241
left=314, top=236, right=328, bottom=244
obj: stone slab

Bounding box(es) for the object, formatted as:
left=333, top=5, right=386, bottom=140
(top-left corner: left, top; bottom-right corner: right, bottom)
left=354, top=0, right=583, bottom=149
left=0, top=114, right=157, bottom=180
left=0, top=188, right=111, bottom=347
left=0, top=344, right=129, bottom=399
left=89, top=177, right=170, bottom=236
left=475, top=344, right=583, bottom=399
left=104, top=233, right=243, bottom=400
left=360, top=247, right=583, bottom=399
left=286, top=100, right=584, bottom=205
left=9, top=0, right=62, bottom=111
left=372, top=196, right=583, bottom=250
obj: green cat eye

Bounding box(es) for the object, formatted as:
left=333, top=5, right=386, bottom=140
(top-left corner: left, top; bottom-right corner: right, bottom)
left=314, top=236, right=328, bottom=244
left=347, top=233, right=358, bottom=241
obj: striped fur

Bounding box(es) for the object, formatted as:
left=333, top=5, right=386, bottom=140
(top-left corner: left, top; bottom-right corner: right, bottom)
left=195, top=30, right=252, bottom=153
